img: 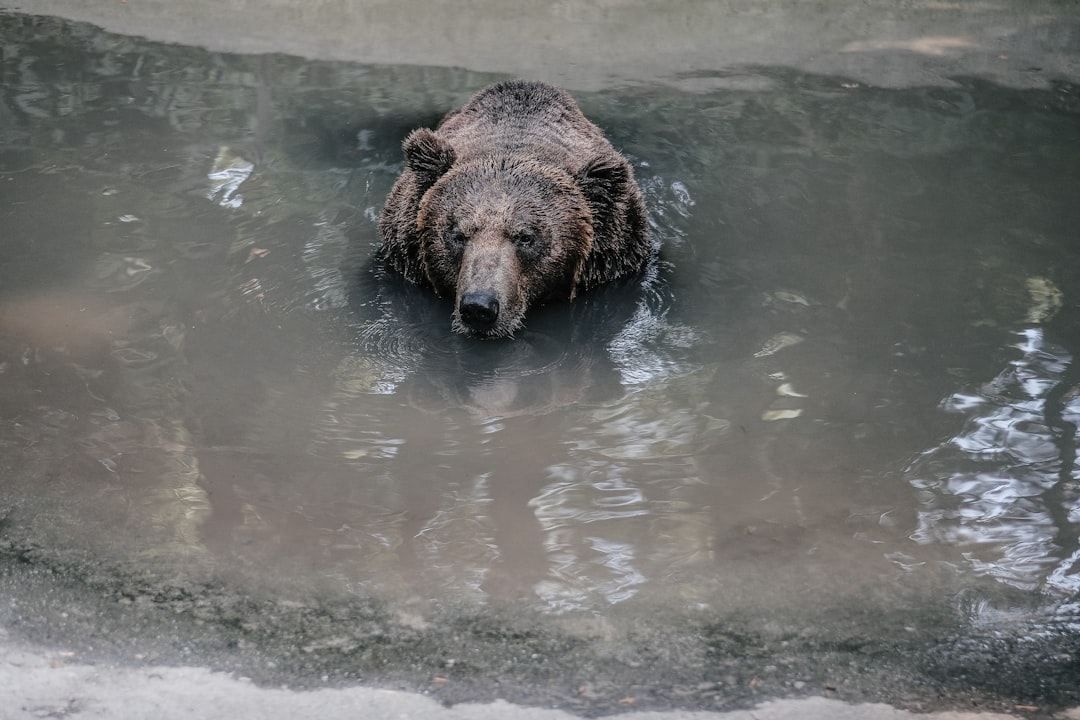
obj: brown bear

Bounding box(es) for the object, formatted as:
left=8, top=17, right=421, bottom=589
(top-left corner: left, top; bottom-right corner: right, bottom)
left=378, top=80, right=650, bottom=338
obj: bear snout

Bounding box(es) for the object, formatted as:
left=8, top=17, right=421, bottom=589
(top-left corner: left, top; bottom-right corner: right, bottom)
left=459, top=291, right=501, bottom=333
left=451, top=236, right=524, bottom=337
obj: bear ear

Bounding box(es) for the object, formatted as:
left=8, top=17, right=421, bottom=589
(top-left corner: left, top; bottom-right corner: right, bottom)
left=403, top=128, right=456, bottom=190
left=576, top=154, right=630, bottom=205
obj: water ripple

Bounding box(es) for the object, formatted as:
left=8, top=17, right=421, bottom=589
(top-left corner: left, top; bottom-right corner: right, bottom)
left=906, top=325, right=1080, bottom=594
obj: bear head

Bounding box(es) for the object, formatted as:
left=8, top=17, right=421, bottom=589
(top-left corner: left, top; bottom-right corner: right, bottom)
left=402, top=128, right=627, bottom=339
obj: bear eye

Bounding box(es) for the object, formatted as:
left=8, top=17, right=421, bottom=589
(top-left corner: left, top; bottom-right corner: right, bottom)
left=513, top=229, right=539, bottom=248
left=448, top=229, right=468, bottom=247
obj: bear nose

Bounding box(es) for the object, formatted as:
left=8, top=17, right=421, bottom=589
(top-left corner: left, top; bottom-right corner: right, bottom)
left=459, top=291, right=500, bottom=333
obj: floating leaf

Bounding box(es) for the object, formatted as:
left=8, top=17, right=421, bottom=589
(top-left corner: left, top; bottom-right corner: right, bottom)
left=762, top=409, right=802, bottom=421
left=754, top=332, right=804, bottom=358
left=1025, top=277, right=1062, bottom=324
left=776, top=382, right=808, bottom=398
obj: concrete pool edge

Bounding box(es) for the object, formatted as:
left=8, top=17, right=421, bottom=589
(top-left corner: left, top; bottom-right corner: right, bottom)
left=5, top=636, right=1066, bottom=720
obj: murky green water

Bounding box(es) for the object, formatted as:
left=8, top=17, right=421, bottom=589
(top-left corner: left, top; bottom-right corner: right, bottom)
left=1, top=12, right=1079, bottom=713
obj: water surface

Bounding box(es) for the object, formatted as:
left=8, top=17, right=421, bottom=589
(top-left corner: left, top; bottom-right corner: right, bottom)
left=1, top=13, right=1079, bottom=714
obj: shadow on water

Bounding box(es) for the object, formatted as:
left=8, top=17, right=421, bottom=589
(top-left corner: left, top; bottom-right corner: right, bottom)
left=1, top=11, right=1080, bottom=714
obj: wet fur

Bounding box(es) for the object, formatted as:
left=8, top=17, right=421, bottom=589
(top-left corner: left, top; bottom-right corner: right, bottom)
left=378, top=80, right=649, bottom=338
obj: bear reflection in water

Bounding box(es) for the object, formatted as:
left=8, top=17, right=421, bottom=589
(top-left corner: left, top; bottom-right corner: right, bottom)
left=311, top=257, right=688, bottom=603
left=350, top=258, right=665, bottom=418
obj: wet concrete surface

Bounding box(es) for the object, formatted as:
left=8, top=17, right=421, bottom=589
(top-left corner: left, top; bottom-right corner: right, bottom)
left=2, top=525, right=1058, bottom=717
left=2, top=1, right=1080, bottom=718
left=4, top=0, right=1080, bottom=91
left=1, top=533, right=1066, bottom=719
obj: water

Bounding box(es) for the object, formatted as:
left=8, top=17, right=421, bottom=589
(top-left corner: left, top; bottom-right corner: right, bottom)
left=1, top=12, right=1080, bottom=712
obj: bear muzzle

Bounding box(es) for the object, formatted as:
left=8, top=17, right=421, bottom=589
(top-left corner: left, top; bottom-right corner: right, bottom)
left=452, top=236, right=524, bottom=338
